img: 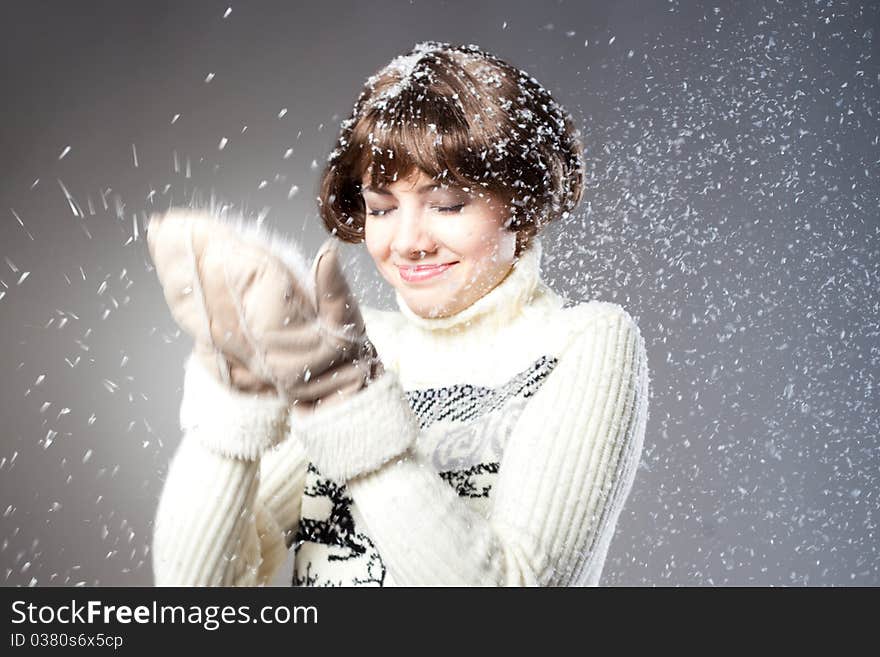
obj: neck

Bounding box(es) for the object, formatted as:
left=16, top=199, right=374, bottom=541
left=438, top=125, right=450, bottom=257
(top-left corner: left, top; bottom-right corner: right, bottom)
left=394, top=238, right=544, bottom=334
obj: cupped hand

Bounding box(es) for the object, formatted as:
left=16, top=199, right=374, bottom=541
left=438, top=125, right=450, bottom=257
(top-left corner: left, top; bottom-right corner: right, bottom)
left=146, top=208, right=383, bottom=408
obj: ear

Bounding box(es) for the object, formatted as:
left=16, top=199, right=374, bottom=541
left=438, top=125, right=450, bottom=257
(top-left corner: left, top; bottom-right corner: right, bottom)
left=311, top=238, right=362, bottom=330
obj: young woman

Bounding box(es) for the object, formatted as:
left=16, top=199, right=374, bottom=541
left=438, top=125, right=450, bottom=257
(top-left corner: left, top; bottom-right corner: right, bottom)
left=148, top=41, right=650, bottom=586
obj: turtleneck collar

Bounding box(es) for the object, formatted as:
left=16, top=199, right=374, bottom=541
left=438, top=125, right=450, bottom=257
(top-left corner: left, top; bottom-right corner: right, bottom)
left=394, top=237, right=543, bottom=332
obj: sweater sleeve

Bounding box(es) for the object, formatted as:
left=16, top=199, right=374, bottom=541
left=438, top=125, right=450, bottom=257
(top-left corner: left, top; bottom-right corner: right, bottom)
left=293, top=303, right=650, bottom=586
left=152, top=352, right=308, bottom=586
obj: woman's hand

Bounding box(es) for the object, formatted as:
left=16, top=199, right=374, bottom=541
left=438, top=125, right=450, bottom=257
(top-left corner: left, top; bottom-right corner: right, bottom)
left=146, top=208, right=383, bottom=410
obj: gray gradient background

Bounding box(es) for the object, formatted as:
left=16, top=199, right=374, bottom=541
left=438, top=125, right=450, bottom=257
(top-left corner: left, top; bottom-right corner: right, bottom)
left=1, top=0, right=877, bottom=586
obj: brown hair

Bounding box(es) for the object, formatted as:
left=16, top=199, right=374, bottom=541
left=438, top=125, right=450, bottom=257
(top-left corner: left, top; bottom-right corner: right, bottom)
left=317, top=41, right=585, bottom=257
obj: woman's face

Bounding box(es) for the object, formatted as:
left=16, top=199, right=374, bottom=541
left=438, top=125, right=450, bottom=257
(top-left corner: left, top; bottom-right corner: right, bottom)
left=362, top=168, right=517, bottom=319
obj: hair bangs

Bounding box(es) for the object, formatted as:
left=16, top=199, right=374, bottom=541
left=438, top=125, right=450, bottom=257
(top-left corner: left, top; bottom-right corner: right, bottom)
left=351, top=88, right=478, bottom=193
left=318, top=41, right=585, bottom=254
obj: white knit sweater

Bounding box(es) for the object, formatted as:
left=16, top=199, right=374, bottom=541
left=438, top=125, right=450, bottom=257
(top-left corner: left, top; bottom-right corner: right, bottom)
left=151, top=237, right=650, bottom=586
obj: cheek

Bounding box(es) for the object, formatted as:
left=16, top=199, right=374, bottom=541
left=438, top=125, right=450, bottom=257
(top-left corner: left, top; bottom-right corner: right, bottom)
left=364, top=220, right=390, bottom=260
left=454, top=198, right=513, bottom=258
left=430, top=216, right=498, bottom=257
left=464, top=223, right=512, bottom=261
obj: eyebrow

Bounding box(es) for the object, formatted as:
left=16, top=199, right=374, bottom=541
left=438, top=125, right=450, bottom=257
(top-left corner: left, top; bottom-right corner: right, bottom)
left=361, top=183, right=443, bottom=196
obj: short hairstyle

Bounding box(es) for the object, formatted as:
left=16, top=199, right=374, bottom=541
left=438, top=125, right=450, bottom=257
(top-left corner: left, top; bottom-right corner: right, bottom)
left=317, top=41, right=586, bottom=257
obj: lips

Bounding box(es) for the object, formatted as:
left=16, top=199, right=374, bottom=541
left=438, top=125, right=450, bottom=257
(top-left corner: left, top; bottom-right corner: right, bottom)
left=397, top=261, right=459, bottom=283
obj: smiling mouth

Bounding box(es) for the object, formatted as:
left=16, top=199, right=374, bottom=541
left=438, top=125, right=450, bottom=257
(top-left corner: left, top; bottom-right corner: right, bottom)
left=397, top=262, right=459, bottom=282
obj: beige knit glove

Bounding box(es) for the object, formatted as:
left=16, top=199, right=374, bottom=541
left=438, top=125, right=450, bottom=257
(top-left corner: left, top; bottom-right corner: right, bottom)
left=146, top=208, right=383, bottom=411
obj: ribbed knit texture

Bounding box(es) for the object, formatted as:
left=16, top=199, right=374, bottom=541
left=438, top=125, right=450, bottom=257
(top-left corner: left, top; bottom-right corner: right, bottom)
left=178, top=350, right=290, bottom=460
left=151, top=237, right=650, bottom=586
left=292, top=368, right=420, bottom=482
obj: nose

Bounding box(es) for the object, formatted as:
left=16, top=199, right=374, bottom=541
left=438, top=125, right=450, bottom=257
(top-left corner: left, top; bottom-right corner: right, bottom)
left=390, top=205, right=437, bottom=260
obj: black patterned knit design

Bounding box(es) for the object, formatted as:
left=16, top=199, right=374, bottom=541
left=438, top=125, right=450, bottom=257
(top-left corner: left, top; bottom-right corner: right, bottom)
left=292, top=354, right=558, bottom=586
left=439, top=462, right=500, bottom=497
left=404, top=355, right=558, bottom=430
left=291, top=464, right=385, bottom=586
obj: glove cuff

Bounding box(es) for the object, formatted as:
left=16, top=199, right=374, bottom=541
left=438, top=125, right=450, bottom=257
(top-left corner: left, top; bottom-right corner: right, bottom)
left=179, top=351, right=291, bottom=461
left=292, top=368, right=418, bottom=482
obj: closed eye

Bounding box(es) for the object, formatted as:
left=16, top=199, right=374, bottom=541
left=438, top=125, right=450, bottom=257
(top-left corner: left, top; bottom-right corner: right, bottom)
left=435, top=203, right=465, bottom=214
left=366, top=203, right=465, bottom=217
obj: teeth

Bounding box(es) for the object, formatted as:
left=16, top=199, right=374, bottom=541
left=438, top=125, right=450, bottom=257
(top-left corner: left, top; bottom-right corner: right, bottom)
left=406, top=262, right=455, bottom=271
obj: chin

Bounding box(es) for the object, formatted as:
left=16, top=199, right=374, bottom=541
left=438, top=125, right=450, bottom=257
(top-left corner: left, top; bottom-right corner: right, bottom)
left=401, top=295, right=452, bottom=318
left=404, top=297, right=446, bottom=318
